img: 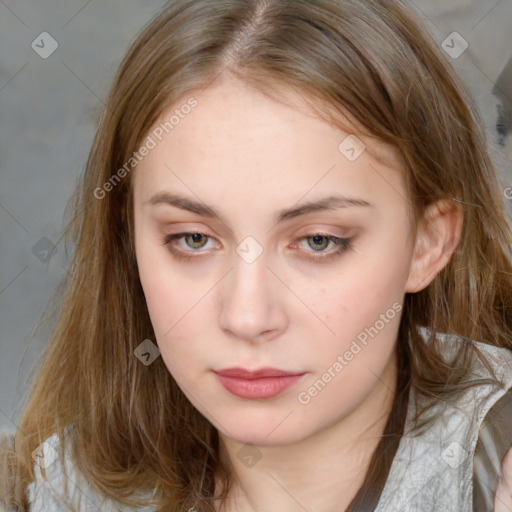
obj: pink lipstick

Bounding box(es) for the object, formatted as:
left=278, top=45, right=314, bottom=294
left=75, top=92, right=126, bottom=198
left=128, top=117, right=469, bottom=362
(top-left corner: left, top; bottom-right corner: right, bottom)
left=214, top=367, right=306, bottom=399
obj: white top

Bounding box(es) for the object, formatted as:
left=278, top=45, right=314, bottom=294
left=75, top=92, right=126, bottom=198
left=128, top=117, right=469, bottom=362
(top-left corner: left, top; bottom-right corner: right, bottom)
left=374, top=328, right=512, bottom=511
left=26, top=431, right=154, bottom=512
left=27, top=328, right=512, bottom=512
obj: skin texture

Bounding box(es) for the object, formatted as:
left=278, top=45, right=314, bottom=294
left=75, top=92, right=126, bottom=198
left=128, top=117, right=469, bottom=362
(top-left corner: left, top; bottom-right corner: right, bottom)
left=131, top=76, right=484, bottom=511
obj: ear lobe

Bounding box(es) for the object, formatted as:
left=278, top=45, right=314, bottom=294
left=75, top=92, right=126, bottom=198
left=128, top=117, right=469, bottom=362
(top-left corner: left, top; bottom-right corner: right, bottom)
left=405, top=199, right=463, bottom=293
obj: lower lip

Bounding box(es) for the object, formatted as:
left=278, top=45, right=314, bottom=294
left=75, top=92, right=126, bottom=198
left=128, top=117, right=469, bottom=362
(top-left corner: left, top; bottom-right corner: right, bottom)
left=215, top=373, right=306, bottom=399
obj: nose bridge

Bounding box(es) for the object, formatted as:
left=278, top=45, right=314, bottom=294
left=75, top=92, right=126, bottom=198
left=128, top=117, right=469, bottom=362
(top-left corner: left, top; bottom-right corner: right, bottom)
left=230, top=237, right=271, bottom=307
left=219, top=236, right=281, bottom=340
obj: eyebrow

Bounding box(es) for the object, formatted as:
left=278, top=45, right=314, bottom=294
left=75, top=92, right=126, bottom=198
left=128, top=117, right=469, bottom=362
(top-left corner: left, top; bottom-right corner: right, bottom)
left=145, top=192, right=373, bottom=224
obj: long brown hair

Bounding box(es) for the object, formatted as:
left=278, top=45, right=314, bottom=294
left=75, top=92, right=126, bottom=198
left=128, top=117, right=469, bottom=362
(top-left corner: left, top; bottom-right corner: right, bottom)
left=4, top=0, right=512, bottom=511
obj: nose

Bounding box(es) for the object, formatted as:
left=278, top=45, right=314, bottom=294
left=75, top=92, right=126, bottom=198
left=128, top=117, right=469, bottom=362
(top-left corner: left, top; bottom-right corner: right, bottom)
left=218, top=250, right=287, bottom=343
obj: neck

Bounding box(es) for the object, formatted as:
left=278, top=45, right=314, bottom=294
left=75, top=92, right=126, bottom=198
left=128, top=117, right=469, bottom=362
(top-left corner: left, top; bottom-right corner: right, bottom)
left=213, top=352, right=398, bottom=512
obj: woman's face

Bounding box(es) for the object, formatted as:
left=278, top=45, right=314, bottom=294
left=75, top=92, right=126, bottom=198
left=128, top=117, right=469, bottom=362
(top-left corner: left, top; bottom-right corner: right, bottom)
left=132, top=77, right=417, bottom=446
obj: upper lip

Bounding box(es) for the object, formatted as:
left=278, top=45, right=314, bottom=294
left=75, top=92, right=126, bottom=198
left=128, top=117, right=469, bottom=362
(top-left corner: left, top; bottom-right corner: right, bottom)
left=214, top=367, right=305, bottom=379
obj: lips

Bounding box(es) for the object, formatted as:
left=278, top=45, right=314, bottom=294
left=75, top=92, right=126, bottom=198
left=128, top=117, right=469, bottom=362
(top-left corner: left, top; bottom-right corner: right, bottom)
left=215, top=367, right=304, bottom=379
left=214, top=367, right=306, bottom=399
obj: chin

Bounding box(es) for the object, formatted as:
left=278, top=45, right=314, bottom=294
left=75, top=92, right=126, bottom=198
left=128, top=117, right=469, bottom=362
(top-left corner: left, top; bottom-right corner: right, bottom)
left=217, top=417, right=311, bottom=447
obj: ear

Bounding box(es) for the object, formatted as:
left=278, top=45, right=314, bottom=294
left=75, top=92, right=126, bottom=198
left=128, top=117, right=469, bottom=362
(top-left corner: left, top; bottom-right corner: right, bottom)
left=405, top=199, right=463, bottom=293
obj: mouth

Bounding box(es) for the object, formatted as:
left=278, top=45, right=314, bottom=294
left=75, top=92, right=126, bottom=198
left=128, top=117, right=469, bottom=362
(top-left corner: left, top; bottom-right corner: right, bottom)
left=214, top=367, right=307, bottom=399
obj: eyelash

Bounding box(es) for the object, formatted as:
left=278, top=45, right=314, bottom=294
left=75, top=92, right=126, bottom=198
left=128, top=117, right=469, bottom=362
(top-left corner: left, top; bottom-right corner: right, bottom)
left=160, top=231, right=353, bottom=263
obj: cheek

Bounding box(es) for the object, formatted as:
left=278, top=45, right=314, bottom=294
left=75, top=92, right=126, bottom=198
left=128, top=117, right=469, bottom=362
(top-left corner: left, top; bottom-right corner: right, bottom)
left=135, top=240, right=216, bottom=385
left=340, top=225, right=412, bottom=313
left=309, top=258, right=408, bottom=333
left=140, top=270, right=200, bottom=347
left=300, top=239, right=409, bottom=364
left=135, top=234, right=199, bottom=347
left=140, top=269, right=205, bottom=380
left=296, top=265, right=403, bottom=415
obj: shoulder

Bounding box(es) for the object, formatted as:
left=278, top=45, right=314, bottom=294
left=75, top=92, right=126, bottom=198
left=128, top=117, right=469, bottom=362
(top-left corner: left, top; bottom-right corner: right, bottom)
left=419, top=327, right=512, bottom=427
left=473, top=387, right=512, bottom=511
left=469, top=338, right=512, bottom=380
left=27, top=431, right=98, bottom=512
left=416, top=326, right=512, bottom=382
left=27, top=431, right=154, bottom=512
left=422, top=329, right=512, bottom=511
left=375, top=331, right=512, bottom=511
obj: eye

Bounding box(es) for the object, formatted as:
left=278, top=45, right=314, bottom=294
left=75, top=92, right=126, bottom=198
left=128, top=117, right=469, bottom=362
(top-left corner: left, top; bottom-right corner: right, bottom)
left=169, top=232, right=209, bottom=249
left=159, top=231, right=217, bottom=263
left=292, top=232, right=353, bottom=262
left=160, top=231, right=353, bottom=263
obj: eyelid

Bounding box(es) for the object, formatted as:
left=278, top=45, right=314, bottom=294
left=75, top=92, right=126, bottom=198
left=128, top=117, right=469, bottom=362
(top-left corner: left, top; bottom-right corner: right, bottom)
left=162, top=230, right=218, bottom=250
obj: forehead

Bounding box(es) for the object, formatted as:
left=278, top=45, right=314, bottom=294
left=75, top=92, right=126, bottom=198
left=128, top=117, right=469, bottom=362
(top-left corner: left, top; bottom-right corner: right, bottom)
left=132, top=78, right=407, bottom=210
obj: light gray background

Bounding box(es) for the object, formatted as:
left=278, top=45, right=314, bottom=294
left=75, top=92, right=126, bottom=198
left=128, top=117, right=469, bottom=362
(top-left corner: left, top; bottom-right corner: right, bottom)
left=1, top=0, right=511, bottom=435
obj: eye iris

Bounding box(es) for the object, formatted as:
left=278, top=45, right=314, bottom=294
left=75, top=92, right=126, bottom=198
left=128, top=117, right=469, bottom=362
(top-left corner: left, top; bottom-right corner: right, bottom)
left=308, top=235, right=329, bottom=251
left=186, top=233, right=207, bottom=249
